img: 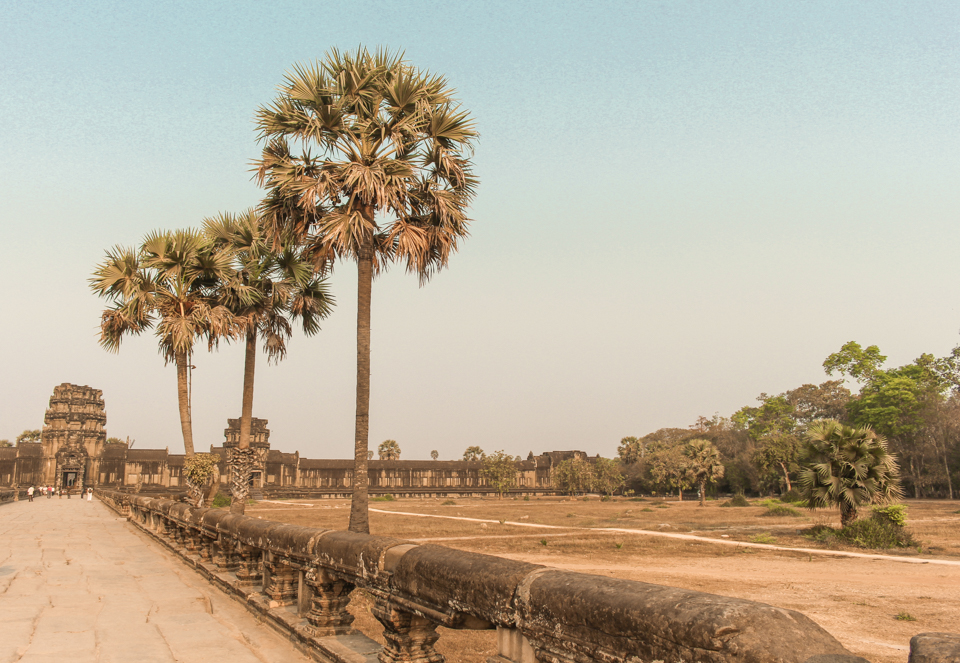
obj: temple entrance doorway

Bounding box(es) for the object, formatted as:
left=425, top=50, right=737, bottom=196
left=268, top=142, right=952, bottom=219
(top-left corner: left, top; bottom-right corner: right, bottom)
left=63, top=471, right=78, bottom=488
left=249, top=471, right=262, bottom=488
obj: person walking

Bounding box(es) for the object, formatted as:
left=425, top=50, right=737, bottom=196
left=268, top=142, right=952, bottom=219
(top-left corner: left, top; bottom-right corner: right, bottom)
left=86, top=487, right=93, bottom=502
left=27, top=486, right=34, bottom=502
left=47, top=485, right=52, bottom=499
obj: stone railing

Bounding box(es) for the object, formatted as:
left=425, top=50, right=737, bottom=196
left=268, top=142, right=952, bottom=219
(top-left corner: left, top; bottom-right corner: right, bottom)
left=95, top=489, right=956, bottom=663
left=0, top=488, right=27, bottom=504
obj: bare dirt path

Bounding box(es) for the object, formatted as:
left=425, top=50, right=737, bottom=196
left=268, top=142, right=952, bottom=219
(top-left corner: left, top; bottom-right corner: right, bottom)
left=369, top=507, right=960, bottom=566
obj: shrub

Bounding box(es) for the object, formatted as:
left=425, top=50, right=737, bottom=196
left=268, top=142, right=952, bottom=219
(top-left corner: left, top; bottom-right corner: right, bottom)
left=600, top=495, right=611, bottom=502
left=836, top=510, right=914, bottom=549
left=441, top=499, right=457, bottom=506
left=780, top=488, right=802, bottom=503
left=211, top=493, right=230, bottom=508
left=523, top=495, right=530, bottom=501
left=872, top=504, right=907, bottom=527
left=721, top=494, right=750, bottom=508
left=641, top=507, right=653, bottom=512
left=539, top=539, right=548, bottom=546
left=895, top=611, right=917, bottom=622
left=750, top=533, right=777, bottom=544
left=630, top=496, right=646, bottom=502
left=371, top=494, right=395, bottom=502
left=763, top=504, right=802, bottom=517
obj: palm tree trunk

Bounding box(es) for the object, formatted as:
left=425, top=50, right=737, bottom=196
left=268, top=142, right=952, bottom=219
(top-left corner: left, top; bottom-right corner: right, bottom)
left=175, top=349, right=195, bottom=456
left=230, top=328, right=257, bottom=515
left=348, top=229, right=374, bottom=534
left=699, top=478, right=706, bottom=507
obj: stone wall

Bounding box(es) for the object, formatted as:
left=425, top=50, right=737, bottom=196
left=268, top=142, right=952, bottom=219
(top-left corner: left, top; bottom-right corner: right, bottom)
left=97, top=488, right=913, bottom=663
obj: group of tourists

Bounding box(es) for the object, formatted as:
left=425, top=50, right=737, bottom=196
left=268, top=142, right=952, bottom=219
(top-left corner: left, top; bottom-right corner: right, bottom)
left=25, top=485, right=94, bottom=502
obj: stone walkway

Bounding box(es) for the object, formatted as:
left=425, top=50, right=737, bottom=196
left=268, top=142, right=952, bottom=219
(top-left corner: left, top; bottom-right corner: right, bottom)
left=0, top=497, right=315, bottom=663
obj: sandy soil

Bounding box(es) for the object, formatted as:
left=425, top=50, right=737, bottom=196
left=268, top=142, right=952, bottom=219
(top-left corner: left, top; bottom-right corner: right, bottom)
left=246, top=497, right=960, bottom=663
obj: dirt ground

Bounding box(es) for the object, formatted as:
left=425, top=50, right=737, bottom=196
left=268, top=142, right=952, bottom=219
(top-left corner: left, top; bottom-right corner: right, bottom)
left=246, top=497, right=960, bottom=663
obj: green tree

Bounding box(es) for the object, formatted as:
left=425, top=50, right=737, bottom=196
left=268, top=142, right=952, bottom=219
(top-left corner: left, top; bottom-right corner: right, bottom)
left=480, top=450, right=519, bottom=498
left=256, top=47, right=478, bottom=534
left=734, top=395, right=799, bottom=491
left=462, top=446, right=485, bottom=462
left=16, top=430, right=41, bottom=444
left=683, top=439, right=725, bottom=506
left=617, top=436, right=643, bottom=464
left=648, top=446, right=691, bottom=500
left=553, top=458, right=594, bottom=495
left=823, top=341, right=887, bottom=383
left=430, top=450, right=439, bottom=460
left=798, top=420, right=903, bottom=527
left=592, top=457, right=625, bottom=496
left=91, top=229, right=236, bottom=458
left=378, top=439, right=401, bottom=460
left=205, top=210, right=334, bottom=514
left=0, top=440, right=11, bottom=448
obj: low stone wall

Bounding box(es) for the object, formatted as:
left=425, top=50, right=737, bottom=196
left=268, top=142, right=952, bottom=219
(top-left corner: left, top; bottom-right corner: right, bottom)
left=95, top=489, right=960, bottom=663
left=0, top=488, right=27, bottom=505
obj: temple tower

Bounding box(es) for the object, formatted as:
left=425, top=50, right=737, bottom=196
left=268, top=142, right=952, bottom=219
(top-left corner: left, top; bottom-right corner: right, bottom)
left=40, top=383, right=107, bottom=490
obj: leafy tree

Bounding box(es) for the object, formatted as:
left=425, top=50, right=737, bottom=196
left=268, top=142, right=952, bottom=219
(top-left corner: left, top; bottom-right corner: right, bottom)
left=481, top=450, right=519, bottom=498
left=378, top=439, right=401, bottom=460
left=0, top=440, right=11, bottom=448
left=256, top=47, right=478, bottom=534
left=683, top=439, right=725, bottom=506
left=785, top=381, right=852, bottom=426
left=182, top=453, right=222, bottom=507
left=430, top=450, right=439, bottom=460
left=823, top=341, right=887, bottom=383
left=648, top=446, right=691, bottom=500
left=553, top=458, right=594, bottom=495
left=617, top=436, right=643, bottom=464
left=798, top=420, right=903, bottom=527
left=205, top=210, right=334, bottom=513
left=592, top=457, right=625, bottom=496
left=16, top=430, right=41, bottom=444
left=91, top=230, right=236, bottom=457
left=734, top=395, right=799, bottom=491
left=462, top=446, right=485, bottom=462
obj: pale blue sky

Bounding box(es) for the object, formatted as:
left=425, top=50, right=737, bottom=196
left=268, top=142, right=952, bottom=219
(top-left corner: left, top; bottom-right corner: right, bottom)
left=2, top=1, right=958, bottom=460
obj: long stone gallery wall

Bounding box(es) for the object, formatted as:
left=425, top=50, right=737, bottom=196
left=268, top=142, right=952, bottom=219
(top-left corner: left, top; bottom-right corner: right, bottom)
left=0, top=383, right=582, bottom=496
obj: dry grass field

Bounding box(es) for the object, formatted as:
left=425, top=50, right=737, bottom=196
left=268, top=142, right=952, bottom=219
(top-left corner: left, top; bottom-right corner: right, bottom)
left=246, top=496, right=960, bottom=663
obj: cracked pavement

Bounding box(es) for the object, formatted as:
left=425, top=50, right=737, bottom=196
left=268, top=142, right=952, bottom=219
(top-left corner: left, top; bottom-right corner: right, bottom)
left=0, top=497, right=314, bottom=663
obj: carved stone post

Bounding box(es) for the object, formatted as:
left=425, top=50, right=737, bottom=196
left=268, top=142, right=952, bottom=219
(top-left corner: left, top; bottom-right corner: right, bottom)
left=372, top=597, right=443, bottom=663
left=213, top=536, right=239, bottom=571
left=198, top=534, right=216, bottom=562
left=302, top=568, right=355, bottom=637
left=184, top=529, right=202, bottom=555
left=235, top=545, right=263, bottom=586
left=226, top=447, right=258, bottom=507
left=262, top=553, right=298, bottom=606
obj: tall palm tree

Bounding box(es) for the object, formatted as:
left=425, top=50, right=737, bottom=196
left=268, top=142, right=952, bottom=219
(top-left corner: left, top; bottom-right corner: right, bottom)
left=683, top=439, right=725, bottom=507
left=204, top=210, right=334, bottom=513
left=255, top=47, right=478, bottom=533
left=799, top=420, right=903, bottom=527
left=91, top=229, right=236, bottom=458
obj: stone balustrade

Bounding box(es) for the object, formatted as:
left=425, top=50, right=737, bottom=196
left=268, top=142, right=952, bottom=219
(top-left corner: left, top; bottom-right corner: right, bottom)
left=93, top=489, right=958, bottom=663
left=0, top=488, right=27, bottom=504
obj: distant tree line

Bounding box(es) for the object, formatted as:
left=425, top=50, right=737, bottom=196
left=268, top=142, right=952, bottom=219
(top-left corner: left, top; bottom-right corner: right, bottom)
left=618, top=341, right=960, bottom=500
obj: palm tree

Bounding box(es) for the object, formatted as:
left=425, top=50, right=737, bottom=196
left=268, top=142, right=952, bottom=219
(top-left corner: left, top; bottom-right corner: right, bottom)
left=799, top=420, right=903, bottom=527
left=378, top=439, right=401, bottom=460
left=204, top=210, right=334, bottom=513
left=91, top=229, right=236, bottom=458
left=683, top=439, right=725, bottom=507
left=255, top=47, right=478, bottom=533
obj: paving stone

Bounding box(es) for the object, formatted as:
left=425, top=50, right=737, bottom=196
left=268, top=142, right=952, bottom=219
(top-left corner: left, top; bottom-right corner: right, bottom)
left=0, top=498, right=315, bottom=663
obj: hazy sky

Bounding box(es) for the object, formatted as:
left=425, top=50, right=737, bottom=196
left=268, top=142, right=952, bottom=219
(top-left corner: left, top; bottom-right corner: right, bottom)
left=2, top=1, right=958, bottom=461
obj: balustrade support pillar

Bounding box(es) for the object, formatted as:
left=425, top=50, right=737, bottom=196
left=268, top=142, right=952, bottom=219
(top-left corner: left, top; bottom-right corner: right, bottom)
left=372, top=597, right=443, bottom=663
left=302, top=568, right=355, bottom=637
left=235, top=545, right=262, bottom=586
